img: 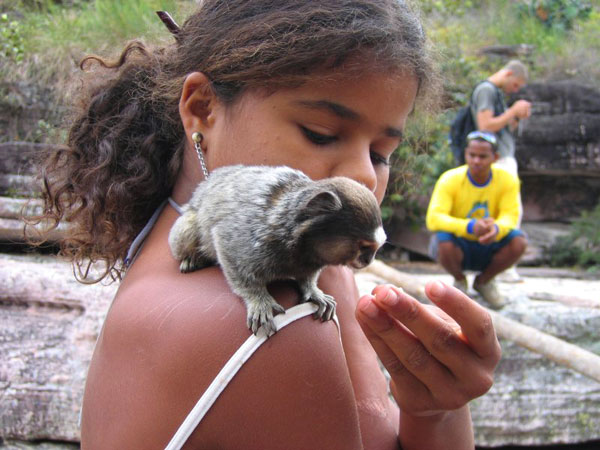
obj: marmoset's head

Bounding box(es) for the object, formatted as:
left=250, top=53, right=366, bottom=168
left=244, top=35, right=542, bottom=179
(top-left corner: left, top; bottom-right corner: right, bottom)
left=294, top=177, right=386, bottom=269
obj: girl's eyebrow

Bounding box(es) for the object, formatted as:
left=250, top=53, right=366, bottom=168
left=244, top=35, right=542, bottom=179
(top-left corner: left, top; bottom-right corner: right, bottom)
left=294, top=99, right=404, bottom=138
left=295, top=99, right=359, bottom=119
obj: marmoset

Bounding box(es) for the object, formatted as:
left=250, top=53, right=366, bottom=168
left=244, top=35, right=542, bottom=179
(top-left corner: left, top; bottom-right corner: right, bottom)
left=168, top=165, right=386, bottom=335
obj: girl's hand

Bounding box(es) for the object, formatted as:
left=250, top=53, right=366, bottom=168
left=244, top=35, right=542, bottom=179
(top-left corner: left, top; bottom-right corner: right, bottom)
left=356, top=281, right=501, bottom=417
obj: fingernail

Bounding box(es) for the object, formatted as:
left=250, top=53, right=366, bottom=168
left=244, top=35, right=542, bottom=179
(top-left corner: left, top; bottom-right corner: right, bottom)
left=430, top=281, right=445, bottom=298
left=361, top=298, right=379, bottom=319
left=381, top=289, right=399, bottom=306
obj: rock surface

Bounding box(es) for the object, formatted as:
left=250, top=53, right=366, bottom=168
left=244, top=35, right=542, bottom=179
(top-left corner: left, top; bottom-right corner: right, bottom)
left=2, top=253, right=600, bottom=447
left=0, top=253, right=116, bottom=445
left=513, top=81, right=600, bottom=222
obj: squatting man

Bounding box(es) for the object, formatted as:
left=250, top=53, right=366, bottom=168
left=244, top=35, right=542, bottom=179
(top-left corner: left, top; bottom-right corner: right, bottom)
left=426, top=131, right=528, bottom=308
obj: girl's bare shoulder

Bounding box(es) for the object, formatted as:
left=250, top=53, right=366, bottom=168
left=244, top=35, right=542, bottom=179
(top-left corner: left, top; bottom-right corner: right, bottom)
left=83, top=215, right=364, bottom=449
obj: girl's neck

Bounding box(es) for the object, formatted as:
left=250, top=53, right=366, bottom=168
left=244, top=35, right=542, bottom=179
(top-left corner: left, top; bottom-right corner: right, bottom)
left=171, top=147, right=207, bottom=205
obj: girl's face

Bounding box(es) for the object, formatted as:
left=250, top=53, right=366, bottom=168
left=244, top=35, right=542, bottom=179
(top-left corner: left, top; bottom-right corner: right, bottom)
left=203, top=71, right=419, bottom=204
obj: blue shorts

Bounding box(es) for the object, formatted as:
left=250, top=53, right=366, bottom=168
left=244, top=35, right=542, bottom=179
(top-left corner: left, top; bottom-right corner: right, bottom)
left=429, top=229, right=524, bottom=272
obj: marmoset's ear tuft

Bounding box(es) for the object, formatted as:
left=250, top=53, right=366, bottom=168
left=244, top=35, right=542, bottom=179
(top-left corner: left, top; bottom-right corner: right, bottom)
left=296, top=189, right=342, bottom=224
left=305, top=190, right=343, bottom=215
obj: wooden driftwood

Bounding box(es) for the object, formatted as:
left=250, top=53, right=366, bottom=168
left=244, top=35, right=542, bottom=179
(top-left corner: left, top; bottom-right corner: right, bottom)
left=530, top=291, right=600, bottom=309
left=362, top=259, right=600, bottom=383
left=0, top=196, right=65, bottom=243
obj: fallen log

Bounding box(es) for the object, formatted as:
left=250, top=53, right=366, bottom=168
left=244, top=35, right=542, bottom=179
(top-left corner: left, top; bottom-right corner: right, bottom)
left=359, top=259, right=428, bottom=302
left=0, top=173, right=40, bottom=197
left=362, top=259, right=600, bottom=383
left=0, top=196, right=43, bottom=219
left=0, top=196, right=66, bottom=242
left=530, top=291, right=600, bottom=309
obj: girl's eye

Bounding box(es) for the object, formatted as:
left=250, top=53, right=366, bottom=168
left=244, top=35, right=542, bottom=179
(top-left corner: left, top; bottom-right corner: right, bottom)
left=370, top=151, right=390, bottom=166
left=301, top=126, right=338, bottom=146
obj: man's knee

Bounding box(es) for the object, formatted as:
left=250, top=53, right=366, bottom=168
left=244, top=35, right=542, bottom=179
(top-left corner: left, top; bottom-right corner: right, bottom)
left=437, top=240, right=463, bottom=264
left=505, top=235, right=527, bottom=261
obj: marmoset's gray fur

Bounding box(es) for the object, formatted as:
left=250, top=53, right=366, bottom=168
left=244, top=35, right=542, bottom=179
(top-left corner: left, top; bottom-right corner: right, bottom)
left=168, top=165, right=387, bottom=335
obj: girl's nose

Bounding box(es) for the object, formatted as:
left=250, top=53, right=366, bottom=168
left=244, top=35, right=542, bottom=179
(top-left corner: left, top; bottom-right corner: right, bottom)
left=332, top=149, right=378, bottom=193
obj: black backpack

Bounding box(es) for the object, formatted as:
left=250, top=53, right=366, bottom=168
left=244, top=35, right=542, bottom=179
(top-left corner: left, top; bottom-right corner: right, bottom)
left=448, top=81, right=504, bottom=165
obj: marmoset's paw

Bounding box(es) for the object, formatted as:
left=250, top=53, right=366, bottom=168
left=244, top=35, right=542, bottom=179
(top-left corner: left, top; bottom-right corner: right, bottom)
left=307, top=289, right=336, bottom=322
left=246, top=298, right=286, bottom=336
left=179, top=258, right=196, bottom=273
left=179, top=255, right=213, bottom=273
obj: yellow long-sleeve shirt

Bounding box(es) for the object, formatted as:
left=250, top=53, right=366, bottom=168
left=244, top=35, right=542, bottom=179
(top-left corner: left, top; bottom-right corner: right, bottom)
left=426, top=165, right=521, bottom=241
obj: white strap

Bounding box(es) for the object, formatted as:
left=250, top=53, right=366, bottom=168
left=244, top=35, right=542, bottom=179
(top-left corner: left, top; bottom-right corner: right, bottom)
left=164, top=302, right=340, bottom=450
left=168, top=197, right=184, bottom=215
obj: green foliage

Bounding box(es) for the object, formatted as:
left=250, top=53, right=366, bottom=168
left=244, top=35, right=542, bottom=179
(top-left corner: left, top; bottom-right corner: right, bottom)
left=0, top=13, right=25, bottom=64
left=495, top=7, right=561, bottom=50
left=572, top=203, right=600, bottom=269
left=546, top=235, right=582, bottom=267
left=419, top=0, right=475, bottom=16
left=0, top=0, right=192, bottom=117
left=545, top=203, right=600, bottom=270
left=382, top=111, right=455, bottom=225
left=428, top=24, right=489, bottom=103
left=2, top=0, right=600, bottom=236
left=22, top=0, right=181, bottom=55
left=518, top=0, right=592, bottom=31
left=552, top=8, right=600, bottom=83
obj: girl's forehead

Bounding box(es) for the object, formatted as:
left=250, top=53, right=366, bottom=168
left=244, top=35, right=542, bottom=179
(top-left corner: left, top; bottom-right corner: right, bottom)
left=230, top=72, right=417, bottom=135
left=258, top=70, right=417, bottom=108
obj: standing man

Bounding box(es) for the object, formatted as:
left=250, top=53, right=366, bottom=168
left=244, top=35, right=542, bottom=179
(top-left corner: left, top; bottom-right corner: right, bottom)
left=473, top=59, right=531, bottom=281
left=472, top=59, right=532, bottom=174
left=426, top=131, right=527, bottom=309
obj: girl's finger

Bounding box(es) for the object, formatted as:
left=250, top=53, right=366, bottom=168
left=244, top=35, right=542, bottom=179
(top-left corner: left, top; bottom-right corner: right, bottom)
left=367, top=285, right=497, bottom=401
left=424, top=281, right=501, bottom=362
left=355, top=294, right=454, bottom=401
left=370, top=284, right=475, bottom=369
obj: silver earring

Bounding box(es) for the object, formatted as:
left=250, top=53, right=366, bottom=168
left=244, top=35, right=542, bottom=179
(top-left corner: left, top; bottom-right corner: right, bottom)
left=192, top=132, right=209, bottom=180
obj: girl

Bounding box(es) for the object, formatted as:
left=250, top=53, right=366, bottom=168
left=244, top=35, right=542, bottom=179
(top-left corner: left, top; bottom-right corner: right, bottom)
left=38, top=1, right=501, bottom=448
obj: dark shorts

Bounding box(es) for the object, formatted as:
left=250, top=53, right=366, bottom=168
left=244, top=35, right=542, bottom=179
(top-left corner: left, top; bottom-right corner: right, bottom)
left=429, top=229, right=524, bottom=272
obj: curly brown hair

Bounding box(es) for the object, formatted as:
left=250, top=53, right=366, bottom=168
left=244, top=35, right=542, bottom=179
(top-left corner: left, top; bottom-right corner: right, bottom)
left=30, top=0, right=435, bottom=282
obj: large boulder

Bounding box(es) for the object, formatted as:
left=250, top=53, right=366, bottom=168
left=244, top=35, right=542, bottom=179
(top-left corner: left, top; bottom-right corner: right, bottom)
left=471, top=295, right=600, bottom=446
left=513, top=81, right=600, bottom=221
left=2, top=254, right=600, bottom=447
left=385, top=221, right=571, bottom=266
left=0, top=254, right=116, bottom=445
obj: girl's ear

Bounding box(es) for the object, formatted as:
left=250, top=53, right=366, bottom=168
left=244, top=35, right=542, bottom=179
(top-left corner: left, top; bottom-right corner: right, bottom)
left=179, top=72, right=220, bottom=138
